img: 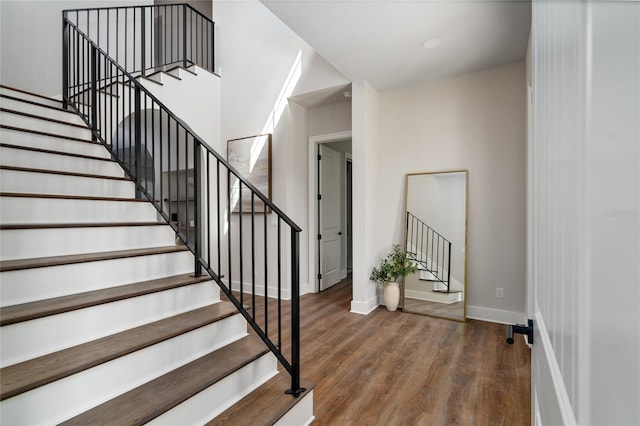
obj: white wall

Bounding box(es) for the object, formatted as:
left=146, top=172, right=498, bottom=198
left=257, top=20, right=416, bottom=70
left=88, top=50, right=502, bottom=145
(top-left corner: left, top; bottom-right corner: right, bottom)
left=213, top=0, right=349, bottom=297
left=307, top=101, right=351, bottom=136
left=372, top=61, right=527, bottom=321
left=351, top=79, right=381, bottom=314
left=531, top=1, right=640, bottom=425
left=0, top=0, right=153, bottom=97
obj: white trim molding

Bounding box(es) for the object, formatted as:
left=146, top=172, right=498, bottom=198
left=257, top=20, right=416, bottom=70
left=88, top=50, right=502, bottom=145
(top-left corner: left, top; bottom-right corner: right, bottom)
left=466, top=305, right=527, bottom=325
left=350, top=295, right=379, bottom=315
left=307, top=131, right=353, bottom=294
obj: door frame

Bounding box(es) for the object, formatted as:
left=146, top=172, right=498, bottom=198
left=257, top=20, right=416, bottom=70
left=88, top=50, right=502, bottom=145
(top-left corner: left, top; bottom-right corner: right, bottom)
left=308, top=131, right=352, bottom=293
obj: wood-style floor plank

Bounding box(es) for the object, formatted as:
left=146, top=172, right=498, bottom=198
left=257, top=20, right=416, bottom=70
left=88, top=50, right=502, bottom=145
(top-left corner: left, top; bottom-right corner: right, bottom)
left=230, top=275, right=531, bottom=425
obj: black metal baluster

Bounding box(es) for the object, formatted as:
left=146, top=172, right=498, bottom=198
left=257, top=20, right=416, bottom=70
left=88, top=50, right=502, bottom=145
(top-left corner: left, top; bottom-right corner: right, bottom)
left=97, top=10, right=100, bottom=53
left=227, top=168, right=232, bottom=293
left=251, top=193, right=256, bottom=321
left=217, top=160, right=221, bottom=275
left=239, top=181, right=244, bottom=306
left=141, top=7, right=146, bottom=75
left=183, top=127, right=189, bottom=243
left=90, top=46, right=97, bottom=140
left=134, top=84, right=142, bottom=199
left=151, top=99, right=155, bottom=200
left=447, top=243, right=452, bottom=292
left=206, top=153, right=211, bottom=269
left=62, top=13, right=69, bottom=108
left=124, top=8, right=128, bottom=72
left=182, top=5, right=187, bottom=67
left=194, top=139, right=202, bottom=276
left=176, top=120, right=180, bottom=235
left=264, top=206, right=268, bottom=338
left=436, top=234, right=440, bottom=277
left=277, top=217, right=282, bottom=350
left=285, top=229, right=304, bottom=397
left=211, top=21, right=215, bottom=72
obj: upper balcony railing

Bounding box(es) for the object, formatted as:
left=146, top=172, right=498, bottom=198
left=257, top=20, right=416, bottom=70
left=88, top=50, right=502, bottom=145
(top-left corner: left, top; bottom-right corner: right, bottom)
left=64, top=3, right=214, bottom=78
left=62, top=4, right=305, bottom=398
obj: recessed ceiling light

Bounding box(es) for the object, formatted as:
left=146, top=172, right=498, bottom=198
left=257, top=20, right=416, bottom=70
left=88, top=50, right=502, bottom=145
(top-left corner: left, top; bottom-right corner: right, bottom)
left=422, top=39, right=441, bottom=49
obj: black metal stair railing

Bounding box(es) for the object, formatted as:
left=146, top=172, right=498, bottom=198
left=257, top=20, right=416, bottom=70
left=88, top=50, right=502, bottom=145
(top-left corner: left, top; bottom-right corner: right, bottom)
left=406, top=211, right=452, bottom=293
left=62, top=6, right=305, bottom=397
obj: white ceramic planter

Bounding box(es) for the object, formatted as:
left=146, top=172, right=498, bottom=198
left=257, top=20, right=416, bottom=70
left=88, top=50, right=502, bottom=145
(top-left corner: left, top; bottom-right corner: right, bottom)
left=384, top=282, right=400, bottom=311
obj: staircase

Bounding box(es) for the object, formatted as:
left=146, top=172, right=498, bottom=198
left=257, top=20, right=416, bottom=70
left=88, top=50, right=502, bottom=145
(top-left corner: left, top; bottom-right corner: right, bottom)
left=0, top=85, right=313, bottom=424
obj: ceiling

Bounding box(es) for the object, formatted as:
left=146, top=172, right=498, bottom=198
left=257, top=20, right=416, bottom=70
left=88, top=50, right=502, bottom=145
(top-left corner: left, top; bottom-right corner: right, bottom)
left=261, top=0, right=532, bottom=92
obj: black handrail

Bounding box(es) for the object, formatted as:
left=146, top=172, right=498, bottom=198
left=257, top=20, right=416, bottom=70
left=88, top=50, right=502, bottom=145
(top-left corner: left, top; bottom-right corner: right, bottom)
left=62, top=6, right=305, bottom=397
left=406, top=211, right=452, bottom=293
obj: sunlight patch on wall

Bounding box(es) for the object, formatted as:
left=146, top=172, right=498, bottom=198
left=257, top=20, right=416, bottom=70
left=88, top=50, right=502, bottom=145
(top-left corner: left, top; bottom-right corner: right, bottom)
left=224, top=50, right=302, bottom=235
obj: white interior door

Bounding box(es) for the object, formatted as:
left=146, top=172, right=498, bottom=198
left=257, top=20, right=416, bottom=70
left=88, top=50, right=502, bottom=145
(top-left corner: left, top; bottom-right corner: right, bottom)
left=319, top=144, right=342, bottom=291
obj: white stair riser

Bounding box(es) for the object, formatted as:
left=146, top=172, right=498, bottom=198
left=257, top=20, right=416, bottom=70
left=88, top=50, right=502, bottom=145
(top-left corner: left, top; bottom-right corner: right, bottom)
left=143, top=73, right=165, bottom=84
left=0, top=169, right=135, bottom=199
left=0, top=97, right=85, bottom=126
left=0, top=87, right=62, bottom=109
left=0, top=196, right=158, bottom=224
left=0, top=251, right=195, bottom=306
left=0, top=127, right=110, bottom=158
left=275, top=389, right=315, bottom=426
left=0, top=225, right=176, bottom=261
left=1, top=281, right=221, bottom=367
left=0, top=147, right=124, bottom=177
left=0, top=113, right=92, bottom=140
left=0, top=315, right=248, bottom=426
left=148, top=353, right=277, bottom=426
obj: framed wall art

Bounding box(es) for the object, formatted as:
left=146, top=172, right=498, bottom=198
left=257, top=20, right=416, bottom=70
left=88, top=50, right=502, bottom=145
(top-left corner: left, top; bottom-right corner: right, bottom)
left=227, top=133, right=272, bottom=213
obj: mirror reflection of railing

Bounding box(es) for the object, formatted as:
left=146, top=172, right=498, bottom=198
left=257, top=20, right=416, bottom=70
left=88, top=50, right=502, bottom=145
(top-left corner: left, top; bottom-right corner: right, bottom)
left=406, top=211, right=452, bottom=293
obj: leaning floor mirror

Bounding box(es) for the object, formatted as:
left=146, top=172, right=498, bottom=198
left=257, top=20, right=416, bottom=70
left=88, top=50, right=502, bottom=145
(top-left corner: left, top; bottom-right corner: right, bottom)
left=403, top=170, right=468, bottom=321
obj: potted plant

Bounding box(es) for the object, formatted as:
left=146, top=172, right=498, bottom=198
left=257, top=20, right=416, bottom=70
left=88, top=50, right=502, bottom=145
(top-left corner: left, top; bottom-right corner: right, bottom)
left=370, top=244, right=419, bottom=311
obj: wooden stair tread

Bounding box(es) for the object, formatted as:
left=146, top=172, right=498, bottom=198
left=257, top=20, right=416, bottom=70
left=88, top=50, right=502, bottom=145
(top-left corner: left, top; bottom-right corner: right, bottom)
left=207, top=374, right=315, bottom=426
left=0, top=273, right=212, bottom=326
left=0, top=94, right=77, bottom=115
left=0, top=143, right=115, bottom=163
left=0, top=221, right=163, bottom=230
left=0, top=302, right=239, bottom=400
left=432, top=289, right=463, bottom=294
left=0, top=84, right=63, bottom=106
left=0, top=192, right=147, bottom=202
left=0, top=165, right=129, bottom=181
left=60, top=335, right=269, bottom=426
left=0, top=245, right=189, bottom=272
left=0, top=124, right=97, bottom=144
left=0, top=107, right=88, bottom=130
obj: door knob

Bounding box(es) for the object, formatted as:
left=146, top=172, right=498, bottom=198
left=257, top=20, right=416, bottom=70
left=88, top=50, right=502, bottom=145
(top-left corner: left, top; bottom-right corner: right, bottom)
left=338, top=232, right=343, bottom=235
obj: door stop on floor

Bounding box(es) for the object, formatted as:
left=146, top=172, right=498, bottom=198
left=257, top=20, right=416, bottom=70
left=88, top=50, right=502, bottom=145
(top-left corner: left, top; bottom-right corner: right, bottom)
left=506, top=319, right=534, bottom=345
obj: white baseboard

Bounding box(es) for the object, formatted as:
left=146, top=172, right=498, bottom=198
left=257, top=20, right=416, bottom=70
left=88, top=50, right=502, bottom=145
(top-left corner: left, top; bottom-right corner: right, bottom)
left=300, top=281, right=314, bottom=296
left=350, top=295, right=379, bottom=315
left=466, top=305, right=527, bottom=325
left=533, top=311, right=577, bottom=426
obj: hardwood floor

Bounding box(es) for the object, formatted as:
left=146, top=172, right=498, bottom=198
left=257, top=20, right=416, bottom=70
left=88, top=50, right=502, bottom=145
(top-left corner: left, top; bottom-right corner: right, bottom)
left=227, top=276, right=531, bottom=425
